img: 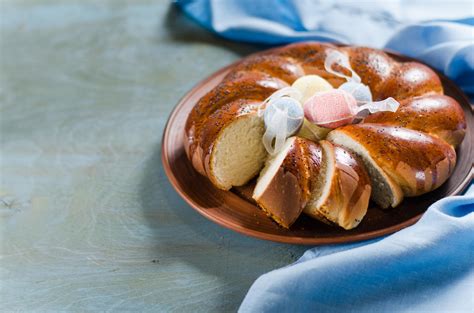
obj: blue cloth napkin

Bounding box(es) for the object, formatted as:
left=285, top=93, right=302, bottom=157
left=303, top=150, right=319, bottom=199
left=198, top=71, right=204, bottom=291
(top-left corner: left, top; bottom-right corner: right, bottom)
left=176, top=1, right=474, bottom=311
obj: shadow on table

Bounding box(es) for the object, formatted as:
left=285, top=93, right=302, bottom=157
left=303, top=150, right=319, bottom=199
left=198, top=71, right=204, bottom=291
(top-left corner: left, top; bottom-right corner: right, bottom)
left=139, top=144, right=307, bottom=311
left=163, top=3, right=266, bottom=57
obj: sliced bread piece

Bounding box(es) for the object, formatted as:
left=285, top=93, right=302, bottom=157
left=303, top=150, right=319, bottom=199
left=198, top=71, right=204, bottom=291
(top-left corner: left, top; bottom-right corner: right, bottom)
left=199, top=99, right=268, bottom=190
left=304, top=141, right=372, bottom=229
left=253, top=137, right=371, bottom=230
left=328, top=124, right=456, bottom=206
left=253, top=137, right=324, bottom=228
left=184, top=71, right=287, bottom=176
left=327, top=127, right=403, bottom=208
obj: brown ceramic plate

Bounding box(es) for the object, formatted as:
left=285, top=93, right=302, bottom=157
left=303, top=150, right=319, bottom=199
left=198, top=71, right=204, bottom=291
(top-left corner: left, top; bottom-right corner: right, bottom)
left=162, top=48, right=473, bottom=245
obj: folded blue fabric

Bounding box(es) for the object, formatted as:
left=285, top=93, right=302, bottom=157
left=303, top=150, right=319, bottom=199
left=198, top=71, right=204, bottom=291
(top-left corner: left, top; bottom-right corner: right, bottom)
left=177, top=0, right=474, bottom=98
left=176, top=1, right=474, bottom=311
left=239, top=184, right=474, bottom=312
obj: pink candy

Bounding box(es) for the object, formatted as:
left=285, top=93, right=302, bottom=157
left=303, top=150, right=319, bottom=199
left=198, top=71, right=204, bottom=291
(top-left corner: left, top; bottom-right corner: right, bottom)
left=303, top=89, right=358, bottom=129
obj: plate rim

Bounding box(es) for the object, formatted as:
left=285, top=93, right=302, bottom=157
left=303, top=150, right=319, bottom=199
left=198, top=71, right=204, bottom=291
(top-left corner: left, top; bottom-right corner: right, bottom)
left=161, top=45, right=474, bottom=245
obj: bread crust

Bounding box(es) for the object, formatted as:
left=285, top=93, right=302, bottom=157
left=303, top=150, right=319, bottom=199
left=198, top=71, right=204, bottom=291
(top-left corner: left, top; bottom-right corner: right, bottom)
left=377, top=62, right=443, bottom=100
left=342, top=46, right=394, bottom=99
left=330, top=124, right=456, bottom=197
left=185, top=71, right=287, bottom=174
left=304, top=141, right=372, bottom=229
left=254, top=137, right=323, bottom=228
left=223, top=54, right=304, bottom=84
left=364, top=95, right=466, bottom=147
left=274, top=42, right=347, bottom=87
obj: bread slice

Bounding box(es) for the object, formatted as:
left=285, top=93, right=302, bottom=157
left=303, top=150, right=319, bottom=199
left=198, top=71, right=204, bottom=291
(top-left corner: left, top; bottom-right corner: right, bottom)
left=184, top=71, right=287, bottom=179
left=364, top=95, right=466, bottom=147
left=328, top=124, right=456, bottom=202
left=198, top=100, right=268, bottom=190
left=327, top=126, right=402, bottom=208
left=253, top=137, right=324, bottom=228
left=253, top=138, right=371, bottom=229
left=304, top=141, right=371, bottom=229
left=210, top=115, right=266, bottom=190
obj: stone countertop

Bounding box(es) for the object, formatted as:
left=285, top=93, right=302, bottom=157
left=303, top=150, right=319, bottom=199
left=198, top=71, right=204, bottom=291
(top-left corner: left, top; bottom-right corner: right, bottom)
left=0, top=1, right=307, bottom=311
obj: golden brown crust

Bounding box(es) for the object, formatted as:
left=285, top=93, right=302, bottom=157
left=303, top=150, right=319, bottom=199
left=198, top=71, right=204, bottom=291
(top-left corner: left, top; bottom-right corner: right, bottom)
left=184, top=71, right=287, bottom=164
left=274, top=42, right=346, bottom=86
left=364, top=95, right=466, bottom=147
left=333, top=145, right=372, bottom=228
left=255, top=138, right=323, bottom=228
left=377, top=62, right=443, bottom=101
left=343, top=46, right=395, bottom=99
left=223, top=54, right=304, bottom=84
left=256, top=167, right=305, bottom=228
left=333, top=124, right=456, bottom=197
left=305, top=141, right=371, bottom=230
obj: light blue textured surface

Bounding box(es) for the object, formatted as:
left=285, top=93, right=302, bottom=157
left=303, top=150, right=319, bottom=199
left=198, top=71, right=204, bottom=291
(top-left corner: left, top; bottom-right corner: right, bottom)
left=0, top=2, right=307, bottom=311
